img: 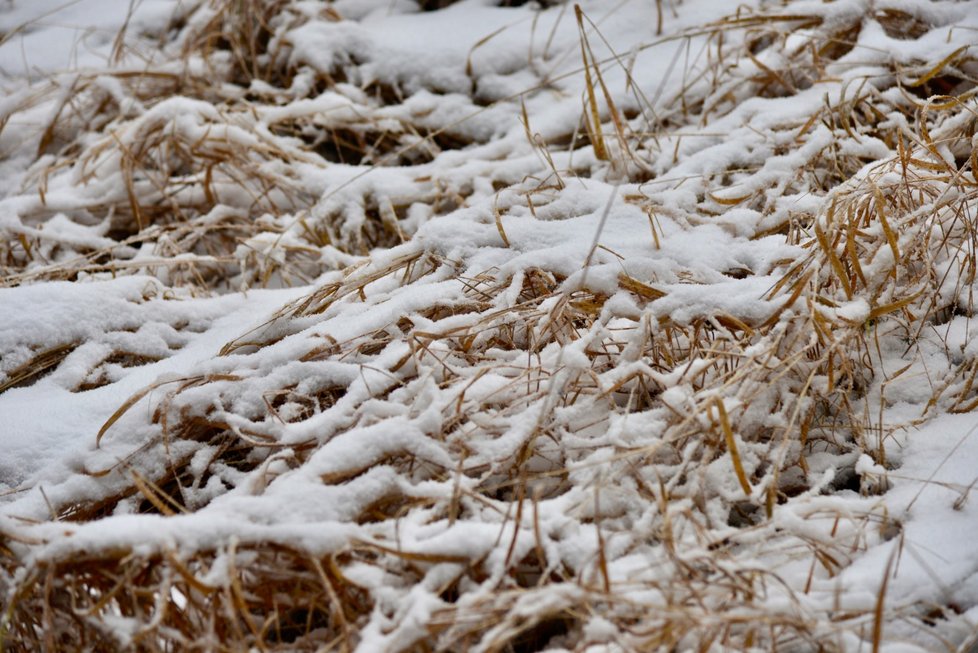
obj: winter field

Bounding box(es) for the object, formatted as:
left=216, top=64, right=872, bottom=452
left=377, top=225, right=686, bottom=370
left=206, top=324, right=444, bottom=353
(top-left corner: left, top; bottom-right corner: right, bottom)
left=1, top=0, right=978, bottom=650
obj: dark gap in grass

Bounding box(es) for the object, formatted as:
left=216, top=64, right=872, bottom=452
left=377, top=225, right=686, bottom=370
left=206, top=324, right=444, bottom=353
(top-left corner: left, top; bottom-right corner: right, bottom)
left=508, top=612, right=576, bottom=652
left=929, top=301, right=970, bottom=327
left=356, top=489, right=427, bottom=524
left=905, top=74, right=976, bottom=101
left=74, top=352, right=164, bottom=392
left=511, top=553, right=546, bottom=589
left=422, top=0, right=562, bottom=6
left=748, top=34, right=775, bottom=55
left=817, top=24, right=860, bottom=62
left=267, top=385, right=346, bottom=424
left=876, top=10, right=931, bottom=41
left=264, top=606, right=333, bottom=645
left=921, top=602, right=965, bottom=628
left=274, top=118, right=473, bottom=169
left=418, top=0, right=461, bottom=10
left=0, top=343, right=78, bottom=394
left=727, top=500, right=761, bottom=528
left=59, top=487, right=139, bottom=522
left=498, top=0, right=557, bottom=6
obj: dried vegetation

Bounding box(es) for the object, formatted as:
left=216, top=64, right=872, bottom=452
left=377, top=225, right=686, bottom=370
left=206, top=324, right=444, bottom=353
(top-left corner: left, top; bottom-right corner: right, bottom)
left=2, top=0, right=978, bottom=650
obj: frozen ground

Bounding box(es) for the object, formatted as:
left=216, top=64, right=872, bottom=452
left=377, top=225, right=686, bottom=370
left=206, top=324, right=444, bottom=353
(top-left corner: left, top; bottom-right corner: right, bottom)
left=0, top=0, right=180, bottom=75
left=1, top=0, right=978, bottom=650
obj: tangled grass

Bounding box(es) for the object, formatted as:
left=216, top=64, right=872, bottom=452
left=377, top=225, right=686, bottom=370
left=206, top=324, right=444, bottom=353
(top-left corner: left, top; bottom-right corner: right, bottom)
left=2, top=0, right=978, bottom=650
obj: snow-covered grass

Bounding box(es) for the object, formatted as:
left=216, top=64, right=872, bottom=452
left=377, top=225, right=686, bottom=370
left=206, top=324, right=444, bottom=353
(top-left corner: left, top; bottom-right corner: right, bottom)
left=2, top=0, right=978, bottom=650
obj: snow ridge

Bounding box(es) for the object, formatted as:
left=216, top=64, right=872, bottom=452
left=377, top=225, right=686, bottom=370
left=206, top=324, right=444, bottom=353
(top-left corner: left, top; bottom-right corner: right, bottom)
left=2, top=0, right=978, bottom=650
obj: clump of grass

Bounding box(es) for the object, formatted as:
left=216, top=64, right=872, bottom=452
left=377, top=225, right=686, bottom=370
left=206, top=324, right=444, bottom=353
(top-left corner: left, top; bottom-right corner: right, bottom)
left=3, top=1, right=978, bottom=651
left=0, top=343, right=77, bottom=393
left=0, top=0, right=496, bottom=292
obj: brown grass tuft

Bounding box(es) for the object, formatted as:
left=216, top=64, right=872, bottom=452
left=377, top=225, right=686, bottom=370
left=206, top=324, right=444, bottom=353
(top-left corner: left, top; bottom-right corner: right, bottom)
left=3, top=1, right=978, bottom=650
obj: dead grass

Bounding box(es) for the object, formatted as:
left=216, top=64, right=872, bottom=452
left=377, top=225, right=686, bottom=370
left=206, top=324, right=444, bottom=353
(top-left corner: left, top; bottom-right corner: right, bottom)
left=0, top=0, right=496, bottom=292
left=3, top=1, right=978, bottom=651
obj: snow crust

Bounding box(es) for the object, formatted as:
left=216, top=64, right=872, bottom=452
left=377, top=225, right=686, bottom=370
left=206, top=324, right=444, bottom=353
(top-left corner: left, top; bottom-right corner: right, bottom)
left=1, top=0, right=978, bottom=650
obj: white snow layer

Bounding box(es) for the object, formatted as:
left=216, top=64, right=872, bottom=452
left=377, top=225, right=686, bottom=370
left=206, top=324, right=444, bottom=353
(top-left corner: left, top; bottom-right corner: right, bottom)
left=1, top=0, right=977, bottom=651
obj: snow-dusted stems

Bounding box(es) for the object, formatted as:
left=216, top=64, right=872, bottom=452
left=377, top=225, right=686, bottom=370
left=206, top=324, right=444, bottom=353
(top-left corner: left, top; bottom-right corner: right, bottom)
left=5, top=2, right=978, bottom=651
left=47, top=107, right=978, bottom=652
left=0, top=0, right=529, bottom=291
left=761, top=96, right=978, bottom=466
left=0, top=248, right=826, bottom=651
left=174, top=0, right=314, bottom=86
left=1, top=93, right=324, bottom=289
left=571, top=2, right=978, bottom=189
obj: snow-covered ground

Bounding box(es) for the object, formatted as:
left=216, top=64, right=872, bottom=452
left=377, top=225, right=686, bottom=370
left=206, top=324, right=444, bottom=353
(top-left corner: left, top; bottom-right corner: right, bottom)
left=1, top=0, right=977, bottom=650
left=0, top=0, right=180, bottom=75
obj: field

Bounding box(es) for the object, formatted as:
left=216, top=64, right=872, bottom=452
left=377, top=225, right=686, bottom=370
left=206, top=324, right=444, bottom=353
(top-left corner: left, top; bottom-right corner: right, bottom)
left=2, top=0, right=978, bottom=650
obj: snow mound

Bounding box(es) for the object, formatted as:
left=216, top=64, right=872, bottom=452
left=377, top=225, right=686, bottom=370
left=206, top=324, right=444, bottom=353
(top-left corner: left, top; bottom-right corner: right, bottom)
left=2, top=0, right=978, bottom=650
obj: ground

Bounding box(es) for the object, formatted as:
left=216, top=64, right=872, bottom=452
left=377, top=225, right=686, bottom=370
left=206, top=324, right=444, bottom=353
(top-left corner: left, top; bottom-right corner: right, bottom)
left=1, top=0, right=978, bottom=651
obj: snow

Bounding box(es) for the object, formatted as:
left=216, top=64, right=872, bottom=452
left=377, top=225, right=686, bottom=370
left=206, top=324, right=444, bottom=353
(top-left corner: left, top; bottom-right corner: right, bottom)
left=0, top=0, right=181, bottom=76
left=1, top=0, right=978, bottom=650
left=0, top=279, right=307, bottom=488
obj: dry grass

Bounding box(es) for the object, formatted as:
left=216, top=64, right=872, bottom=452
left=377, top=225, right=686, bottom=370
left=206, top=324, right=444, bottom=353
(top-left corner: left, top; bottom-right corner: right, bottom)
left=2, top=0, right=978, bottom=650
left=0, top=0, right=493, bottom=291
